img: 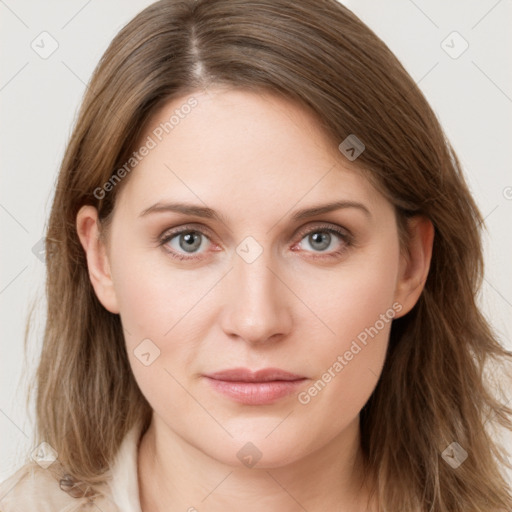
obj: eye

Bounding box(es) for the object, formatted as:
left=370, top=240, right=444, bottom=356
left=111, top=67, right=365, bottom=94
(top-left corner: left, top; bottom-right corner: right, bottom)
left=293, top=224, right=352, bottom=259
left=158, top=226, right=213, bottom=261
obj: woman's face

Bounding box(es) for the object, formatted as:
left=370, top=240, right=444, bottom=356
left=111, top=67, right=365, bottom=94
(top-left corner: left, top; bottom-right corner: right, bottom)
left=83, top=87, right=428, bottom=468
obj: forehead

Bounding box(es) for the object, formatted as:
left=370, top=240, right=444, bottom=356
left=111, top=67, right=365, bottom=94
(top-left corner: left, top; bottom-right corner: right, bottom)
left=114, top=87, right=385, bottom=219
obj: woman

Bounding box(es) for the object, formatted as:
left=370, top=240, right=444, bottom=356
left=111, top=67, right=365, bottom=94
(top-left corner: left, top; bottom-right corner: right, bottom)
left=1, top=0, right=511, bottom=510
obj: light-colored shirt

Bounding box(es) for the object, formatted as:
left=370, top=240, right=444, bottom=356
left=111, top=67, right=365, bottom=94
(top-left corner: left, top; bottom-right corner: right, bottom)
left=0, top=421, right=144, bottom=512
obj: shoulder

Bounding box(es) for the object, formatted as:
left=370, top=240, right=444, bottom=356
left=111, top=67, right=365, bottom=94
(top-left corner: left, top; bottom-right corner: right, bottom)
left=0, top=462, right=119, bottom=512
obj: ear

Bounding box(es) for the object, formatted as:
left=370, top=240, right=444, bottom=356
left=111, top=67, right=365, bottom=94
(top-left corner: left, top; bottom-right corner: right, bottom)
left=76, top=205, right=120, bottom=314
left=393, top=215, right=434, bottom=318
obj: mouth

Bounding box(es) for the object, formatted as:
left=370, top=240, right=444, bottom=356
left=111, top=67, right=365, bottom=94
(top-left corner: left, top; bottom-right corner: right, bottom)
left=203, top=367, right=308, bottom=405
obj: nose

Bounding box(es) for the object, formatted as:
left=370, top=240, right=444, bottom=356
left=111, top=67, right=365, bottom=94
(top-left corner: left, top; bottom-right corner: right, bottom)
left=218, top=243, right=293, bottom=345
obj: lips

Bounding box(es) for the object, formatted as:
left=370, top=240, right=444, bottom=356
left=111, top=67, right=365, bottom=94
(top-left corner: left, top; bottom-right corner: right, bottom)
left=205, top=367, right=306, bottom=382
left=203, top=367, right=307, bottom=405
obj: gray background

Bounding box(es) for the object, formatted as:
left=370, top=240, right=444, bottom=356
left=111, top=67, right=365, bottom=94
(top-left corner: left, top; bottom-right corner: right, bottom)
left=1, top=0, right=511, bottom=483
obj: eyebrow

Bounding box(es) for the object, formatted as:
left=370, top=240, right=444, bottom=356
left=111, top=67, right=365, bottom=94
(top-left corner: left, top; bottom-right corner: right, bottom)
left=138, top=200, right=371, bottom=222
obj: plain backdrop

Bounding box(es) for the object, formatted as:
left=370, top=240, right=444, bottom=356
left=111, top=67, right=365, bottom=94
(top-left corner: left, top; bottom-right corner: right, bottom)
left=1, top=0, right=511, bottom=484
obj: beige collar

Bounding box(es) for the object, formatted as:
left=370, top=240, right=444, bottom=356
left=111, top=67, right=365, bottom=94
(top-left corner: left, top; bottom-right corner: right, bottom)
left=107, top=421, right=145, bottom=512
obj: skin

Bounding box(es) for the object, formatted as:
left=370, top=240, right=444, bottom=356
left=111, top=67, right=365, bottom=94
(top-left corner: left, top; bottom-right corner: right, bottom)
left=77, top=87, right=434, bottom=511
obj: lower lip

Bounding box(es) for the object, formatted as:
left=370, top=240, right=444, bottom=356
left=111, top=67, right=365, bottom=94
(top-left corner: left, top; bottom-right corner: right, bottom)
left=204, top=377, right=307, bottom=405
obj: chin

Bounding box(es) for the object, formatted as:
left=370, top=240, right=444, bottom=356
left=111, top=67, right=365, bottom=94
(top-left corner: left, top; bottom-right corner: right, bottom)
left=201, top=434, right=310, bottom=470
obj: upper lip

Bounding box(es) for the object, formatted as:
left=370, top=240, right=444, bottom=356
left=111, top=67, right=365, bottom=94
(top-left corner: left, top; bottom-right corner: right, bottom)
left=204, top=367, right=306, bottom=382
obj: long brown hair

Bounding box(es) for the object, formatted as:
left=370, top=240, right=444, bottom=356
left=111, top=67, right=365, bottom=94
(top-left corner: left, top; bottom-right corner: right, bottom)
left=22, top=0, right=512, bottom=509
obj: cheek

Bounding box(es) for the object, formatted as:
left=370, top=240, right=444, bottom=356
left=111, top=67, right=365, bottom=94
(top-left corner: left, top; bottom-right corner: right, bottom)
left=295, top=241, right=399, bottom=411
left=111, top=262, right=168, bottom=338
left=298, top=238, right=399, bottom=346
left=108, top=241, right=221, bottom=389
left=109, top=251, right=202, bottom=415
left=109, top=237, right=205, bottom=335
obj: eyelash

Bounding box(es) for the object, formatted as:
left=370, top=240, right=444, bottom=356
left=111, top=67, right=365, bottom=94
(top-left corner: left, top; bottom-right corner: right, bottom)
left=157, top=223, right=354, bottom=262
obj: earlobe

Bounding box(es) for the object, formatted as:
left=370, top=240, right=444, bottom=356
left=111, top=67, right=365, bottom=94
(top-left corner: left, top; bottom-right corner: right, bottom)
left=393, top=215, right=434, bottom=318
left=76, top=205, right=120, bottom=314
